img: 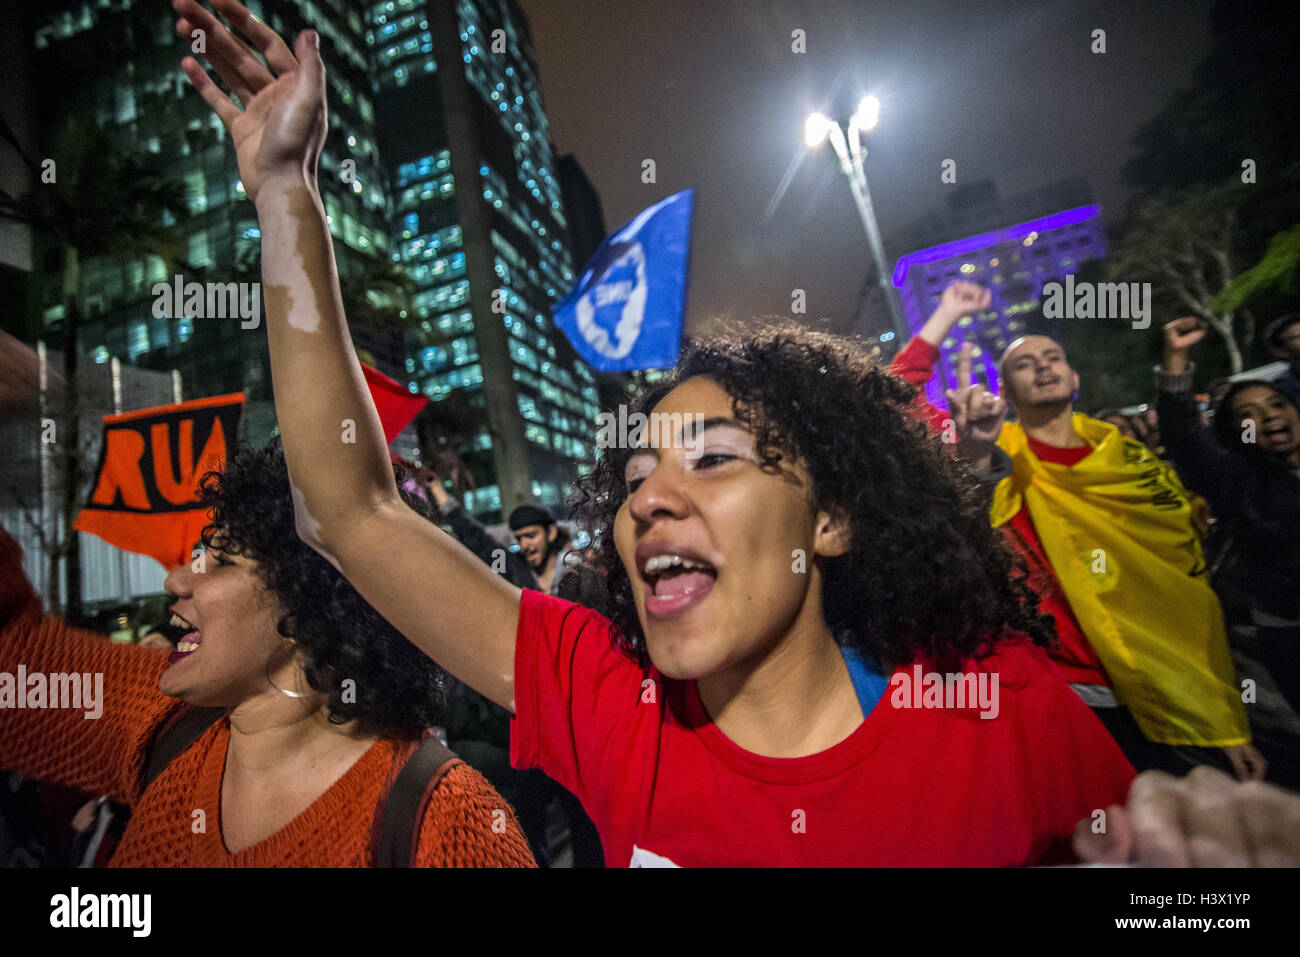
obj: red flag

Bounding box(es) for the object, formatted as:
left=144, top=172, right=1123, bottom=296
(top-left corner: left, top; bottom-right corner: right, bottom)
left=362, top=363, right=428, bottom=444
left=74, top=394, right=244, bottom=570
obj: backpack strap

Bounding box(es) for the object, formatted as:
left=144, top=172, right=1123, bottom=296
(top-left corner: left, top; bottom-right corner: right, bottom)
left=370, top=734, right=462, bottom=867
left=141, top=706, right=225, bottom=795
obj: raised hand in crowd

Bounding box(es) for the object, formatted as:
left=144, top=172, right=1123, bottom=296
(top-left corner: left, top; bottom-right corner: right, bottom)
left=415, top=466, right=454, bottom=511
left=1163, top=315, right=1209, bottom=370
left=175, top=0, right=327, bottom=206
left=916, top=280, right=993, bottom=347
left=178, top=0, right=523, bottom=714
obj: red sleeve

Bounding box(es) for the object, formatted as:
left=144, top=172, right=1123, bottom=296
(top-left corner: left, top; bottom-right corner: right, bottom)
left=509, top=589, right=645, bottom=808
left=889, top=337, right=951, bottom=434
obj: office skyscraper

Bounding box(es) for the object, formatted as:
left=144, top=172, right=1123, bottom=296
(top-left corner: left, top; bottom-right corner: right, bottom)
left=365, top=0, right=601, bottom=522
left=25, top=0, right=394, bottom=444
left=20, top=0, right=601, bottom=525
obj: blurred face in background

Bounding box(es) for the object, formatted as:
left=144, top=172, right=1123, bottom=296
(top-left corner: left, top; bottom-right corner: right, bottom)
left=1271, top=321, right=1300, bottom=365
left=514, top=524, right=557, bottom=571
left=138, top=631, right=175, bottom=651
left=1232, top=385, right=1300, bottom=460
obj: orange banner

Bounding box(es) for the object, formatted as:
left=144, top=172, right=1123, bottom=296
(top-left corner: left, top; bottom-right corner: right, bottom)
left=74, top=394, right=244, bottom=570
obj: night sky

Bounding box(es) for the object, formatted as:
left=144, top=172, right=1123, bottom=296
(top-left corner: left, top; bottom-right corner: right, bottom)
left=519, top=0, right=1213, bottom=337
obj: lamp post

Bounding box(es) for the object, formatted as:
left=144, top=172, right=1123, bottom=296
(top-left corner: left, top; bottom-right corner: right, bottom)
left=806, top=96, right=908, bottom=341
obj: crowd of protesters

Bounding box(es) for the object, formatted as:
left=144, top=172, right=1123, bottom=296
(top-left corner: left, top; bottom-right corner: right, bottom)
left=3, top=0, right=1300, bottom=868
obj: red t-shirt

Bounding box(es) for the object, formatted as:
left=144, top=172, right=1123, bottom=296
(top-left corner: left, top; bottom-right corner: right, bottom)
left=509, top=589, right=1135, bottom=867
left=1007, top=438, right=1111, bottom=687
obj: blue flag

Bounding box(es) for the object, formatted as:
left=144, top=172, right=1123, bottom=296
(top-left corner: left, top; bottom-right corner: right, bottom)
left=553, top=188, right=694, bottom=371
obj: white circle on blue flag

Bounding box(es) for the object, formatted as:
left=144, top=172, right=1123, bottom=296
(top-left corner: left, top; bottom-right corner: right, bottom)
left=574, top=240, right=648, bottom=360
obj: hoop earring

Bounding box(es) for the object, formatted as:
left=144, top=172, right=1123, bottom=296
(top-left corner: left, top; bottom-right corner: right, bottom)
left=267, top=632, right=307, bottom=700
left=266, top=660, right=308, bottom=699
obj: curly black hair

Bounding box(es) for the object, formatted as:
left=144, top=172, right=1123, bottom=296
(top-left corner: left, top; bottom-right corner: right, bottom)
left=572, top=325, right=1056, bottom=673
left=197, top=439, right=447, bottom=739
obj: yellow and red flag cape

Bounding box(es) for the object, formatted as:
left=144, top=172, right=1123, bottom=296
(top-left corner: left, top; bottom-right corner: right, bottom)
left=991, top=414, right=1248, bottom=747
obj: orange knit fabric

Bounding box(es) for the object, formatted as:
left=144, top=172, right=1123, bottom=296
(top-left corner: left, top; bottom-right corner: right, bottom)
left=0, top=555, right=535, bottom=867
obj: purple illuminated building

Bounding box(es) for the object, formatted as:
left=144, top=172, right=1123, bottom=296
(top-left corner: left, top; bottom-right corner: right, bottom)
left=891, top=204, right=1106, bottom=407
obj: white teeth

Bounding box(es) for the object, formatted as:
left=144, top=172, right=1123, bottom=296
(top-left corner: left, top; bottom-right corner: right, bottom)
left=177, top=641, right=198, bottom=653
left=170, top=613, right=192, bottom=629
left=643, top=554, right=706, bottom=575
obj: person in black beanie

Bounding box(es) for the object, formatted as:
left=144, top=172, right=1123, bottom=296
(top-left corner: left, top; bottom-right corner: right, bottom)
left=509, top=504, right=606, bottom=610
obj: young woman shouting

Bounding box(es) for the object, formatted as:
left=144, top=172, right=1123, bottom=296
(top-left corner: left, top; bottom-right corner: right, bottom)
left=0, top=442, right=533, bottom=866
left=170, top=0, right=1300, bottom=866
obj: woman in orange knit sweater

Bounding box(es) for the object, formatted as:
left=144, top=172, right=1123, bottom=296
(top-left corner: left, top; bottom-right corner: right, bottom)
left=0, top=441, right=534, bottom=867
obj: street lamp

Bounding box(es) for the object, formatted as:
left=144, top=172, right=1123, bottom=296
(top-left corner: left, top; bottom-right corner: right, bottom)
left=805, top=95, right=907, bottom=341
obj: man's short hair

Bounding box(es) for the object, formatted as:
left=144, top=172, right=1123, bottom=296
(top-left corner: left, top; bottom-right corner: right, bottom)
left=998, top=335, right=1065, bottom=381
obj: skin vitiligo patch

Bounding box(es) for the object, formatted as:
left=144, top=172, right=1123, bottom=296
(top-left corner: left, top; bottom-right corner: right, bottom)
left=262, top=283, right=299, bottom=331
left=259, top=184, right=331, bottom=333
left=290, top=185, right=333, bottom=333
left=290, top=482, right=341, bottom=572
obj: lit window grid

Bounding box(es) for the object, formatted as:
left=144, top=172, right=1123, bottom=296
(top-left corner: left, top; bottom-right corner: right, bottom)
left=397, top=151, right=453, bottom=187
left=365, top=0, right=595, bottom=464
left=365, top=0, right=428, bottom=27
left=277, top=0, right=369, bottom=72
left=457, top=2, right=567, bottom=232
left=480, top=165, right=574, bottom=293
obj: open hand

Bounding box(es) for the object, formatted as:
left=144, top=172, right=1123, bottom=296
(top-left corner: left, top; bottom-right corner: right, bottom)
left=937, top=281, right=992, bottom=323
left=173, top=0, right=328, bottom=203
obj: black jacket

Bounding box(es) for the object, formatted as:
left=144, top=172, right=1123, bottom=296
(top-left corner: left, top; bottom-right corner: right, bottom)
left=1158, top=388, right=1300, bottom=620
left=442, top=502, right=538, bottom=590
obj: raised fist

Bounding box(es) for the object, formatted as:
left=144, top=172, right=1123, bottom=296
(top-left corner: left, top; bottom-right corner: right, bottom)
left=1164, top=316, right=1208, bottom=353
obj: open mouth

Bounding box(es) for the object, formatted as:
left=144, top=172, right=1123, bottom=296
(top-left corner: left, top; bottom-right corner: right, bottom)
left=1034, top=376, right=1060, bottom=388
left=166, top=611, right=203, bottom=662
left=639, top=552, right=718, bottom=619
left=1262, top=425, right=1293, bottom=445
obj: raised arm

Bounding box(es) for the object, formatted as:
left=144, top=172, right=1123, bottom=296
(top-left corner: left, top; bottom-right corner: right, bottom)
left=889, top=282, right=1005, bottom=469
left=1157, top=317, right=1252, bottom=513
left=173, top=0, right=519, bottom=710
